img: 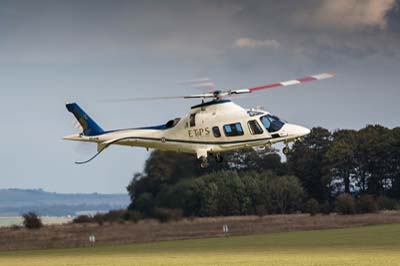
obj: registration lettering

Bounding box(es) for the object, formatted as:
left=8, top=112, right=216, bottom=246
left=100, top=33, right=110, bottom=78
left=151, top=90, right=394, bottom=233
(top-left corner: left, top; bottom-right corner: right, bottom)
left=188, top=127, right=211, bottom=138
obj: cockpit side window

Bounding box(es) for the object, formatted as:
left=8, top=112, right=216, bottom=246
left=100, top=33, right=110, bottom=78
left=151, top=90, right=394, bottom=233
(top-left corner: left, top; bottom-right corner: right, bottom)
left=260, top=116, right=271, bottom=130
left=248, top=120, right=263, bottom=135
left=189, top=113, right=196, bottom=127
left=212, top=126, right=221, bottom=138
left=260, top=114, right=285, bottom=133
left=223, top=123, right=244, bottom=137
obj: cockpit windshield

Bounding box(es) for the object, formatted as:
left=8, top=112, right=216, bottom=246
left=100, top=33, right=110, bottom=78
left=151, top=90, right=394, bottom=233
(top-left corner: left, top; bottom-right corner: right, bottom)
left=260, top=114, right=285, bottom=133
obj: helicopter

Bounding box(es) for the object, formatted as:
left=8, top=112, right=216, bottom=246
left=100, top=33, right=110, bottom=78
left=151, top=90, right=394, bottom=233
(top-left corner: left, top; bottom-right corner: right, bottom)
left=64, top=72, right=335, bottom=168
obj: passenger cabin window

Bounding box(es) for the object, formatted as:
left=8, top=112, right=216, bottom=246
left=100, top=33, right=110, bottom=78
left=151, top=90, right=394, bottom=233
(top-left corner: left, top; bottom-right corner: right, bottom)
left=212, top=126, right=221, bottom=138
left=223, top=123, right=244, bottom=137
left=260, top=114, right=285, bottom=133
left=248, top=120, right=263, bottom=135
left=189, top=113, right=196, bottom=127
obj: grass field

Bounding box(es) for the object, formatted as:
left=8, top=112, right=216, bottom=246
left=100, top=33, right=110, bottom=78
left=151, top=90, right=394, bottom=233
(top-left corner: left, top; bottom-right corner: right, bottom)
left=0, top=224, right=399, bottom=266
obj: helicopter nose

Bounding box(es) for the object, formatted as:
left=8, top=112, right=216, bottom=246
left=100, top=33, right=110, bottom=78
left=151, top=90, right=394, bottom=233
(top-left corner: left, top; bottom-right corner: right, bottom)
left=294, top=125, right=310, bottom=137
left=284, top=124, right=310, bottom=137
left=298, top=126, right=311, bottom=137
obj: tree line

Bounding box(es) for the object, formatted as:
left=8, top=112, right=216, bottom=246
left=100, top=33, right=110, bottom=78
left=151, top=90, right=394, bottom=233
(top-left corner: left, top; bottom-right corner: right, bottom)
left=125, top=124, right=400, bottom=218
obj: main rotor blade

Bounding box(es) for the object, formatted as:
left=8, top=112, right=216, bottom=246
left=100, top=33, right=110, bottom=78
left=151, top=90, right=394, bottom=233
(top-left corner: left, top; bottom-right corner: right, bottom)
left=102, top=94, right=216, bottom=102
left=177, top=78, right=211, bottom=85
left=190, top=82, right=216, bottom=90
left=177, top=78, right=217, bottom=91
left=103, top=96, right=189, bottom=102
left=246, top=72, right=336, bottom=93
left=103, top=72, right=335, bottom=103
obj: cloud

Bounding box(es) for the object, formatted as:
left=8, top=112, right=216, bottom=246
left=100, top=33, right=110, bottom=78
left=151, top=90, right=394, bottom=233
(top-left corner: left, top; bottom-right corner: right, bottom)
left=0, top=0, right=398, bottom=66
left=297, top=0, right=396, bottom=31
left=234, top=38, right=280, bottom=49
left=0, top=1, right=243, bottom=64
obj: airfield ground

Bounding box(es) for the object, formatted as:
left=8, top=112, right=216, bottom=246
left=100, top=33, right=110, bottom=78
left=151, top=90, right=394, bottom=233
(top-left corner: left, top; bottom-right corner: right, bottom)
left=0, top=223, right=399, bottom=266
left=1, top=211, right=400, bottom=251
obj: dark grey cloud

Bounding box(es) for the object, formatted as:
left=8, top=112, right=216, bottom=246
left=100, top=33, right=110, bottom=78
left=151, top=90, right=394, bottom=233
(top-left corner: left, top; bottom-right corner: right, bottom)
left=387, top=0, right=400, bottom=32
left=223, top=0, right=400, bottom=65
left=0, top=0, right=398, bottom=66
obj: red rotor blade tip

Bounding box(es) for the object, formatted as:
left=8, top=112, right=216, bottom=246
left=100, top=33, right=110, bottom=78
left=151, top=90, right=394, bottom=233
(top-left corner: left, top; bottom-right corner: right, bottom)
left=247, top=72, right=335, bottom=93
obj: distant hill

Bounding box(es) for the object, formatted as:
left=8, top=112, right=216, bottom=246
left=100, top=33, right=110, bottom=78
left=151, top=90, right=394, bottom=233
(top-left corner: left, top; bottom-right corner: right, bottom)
left=0, top=189, right=130, bottom=216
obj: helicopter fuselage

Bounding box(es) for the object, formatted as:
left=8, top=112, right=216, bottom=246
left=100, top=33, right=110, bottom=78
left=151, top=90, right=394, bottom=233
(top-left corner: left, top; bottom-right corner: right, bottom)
left=64, top=99, right=310, bottom=165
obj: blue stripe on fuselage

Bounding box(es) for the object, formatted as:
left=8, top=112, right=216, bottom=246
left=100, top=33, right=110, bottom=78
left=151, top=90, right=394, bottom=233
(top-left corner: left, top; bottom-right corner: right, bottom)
left=101, top=124, right=168, bottom=134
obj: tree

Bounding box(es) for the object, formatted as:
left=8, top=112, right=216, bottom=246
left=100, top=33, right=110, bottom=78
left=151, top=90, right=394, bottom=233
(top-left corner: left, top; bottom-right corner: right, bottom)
left=288, top=127, right=332, bottom=202
left=126, top=124, right=400, bottom=217
left=195, top=180, right=219, bottom=216
left=127, top=150, right=205, bottom=211
left=22, top=212, right=43, bottom=229
left=154, top=180, right=200, bottom=216
left=127, top=148, right=289, bottom=217
left=214, top=171, right=247, bottom=215
left=355, top=125, right=391, bottom=196
left=304, top=198, right=320, bottom=216
left=262, top=175, right=304, bottom=214
left=202, top=147, right=287, bottom=175
left=132, top=192, right=154, bottom=216
left=324, top=129, right=357, bottom=195
left=386, top=127, right=400, bottom=199
left=356, top=194, right=378, bottom=213
left=336, top=194, right=356, bottom=215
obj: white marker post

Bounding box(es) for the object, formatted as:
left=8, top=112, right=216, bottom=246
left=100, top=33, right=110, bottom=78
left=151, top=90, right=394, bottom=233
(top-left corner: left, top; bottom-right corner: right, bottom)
left=89, top=233, right=96, bottom=245
left=222, top=224, right=229, bottom=234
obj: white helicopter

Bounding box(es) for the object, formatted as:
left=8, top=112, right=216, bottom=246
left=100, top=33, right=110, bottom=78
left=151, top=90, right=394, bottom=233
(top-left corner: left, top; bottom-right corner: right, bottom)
left=64, top=72, right=335, bottom=168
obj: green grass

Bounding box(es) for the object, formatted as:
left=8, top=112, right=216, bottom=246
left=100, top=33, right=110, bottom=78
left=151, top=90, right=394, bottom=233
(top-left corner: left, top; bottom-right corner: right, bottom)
left=0, top=216, right=72, bottom=227
left=0, top=217, right=21, bottom=227
left=1, top=224, right=400, bottom=266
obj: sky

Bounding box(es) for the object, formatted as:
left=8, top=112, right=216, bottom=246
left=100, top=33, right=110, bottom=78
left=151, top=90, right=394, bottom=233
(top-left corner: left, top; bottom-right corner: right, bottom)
left=0, top=0, right=399, bottom=193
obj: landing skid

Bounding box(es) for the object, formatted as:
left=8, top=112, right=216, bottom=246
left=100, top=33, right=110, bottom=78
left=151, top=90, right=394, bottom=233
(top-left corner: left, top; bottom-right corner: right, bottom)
left=199, top=153, right=223, bottom=168
left=200, top=156, right=209, bottom=168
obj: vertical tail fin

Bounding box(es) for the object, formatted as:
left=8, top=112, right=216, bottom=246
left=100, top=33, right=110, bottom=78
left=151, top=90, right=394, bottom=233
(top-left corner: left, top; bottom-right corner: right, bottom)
left=66, top=103, right=104, bottom=136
